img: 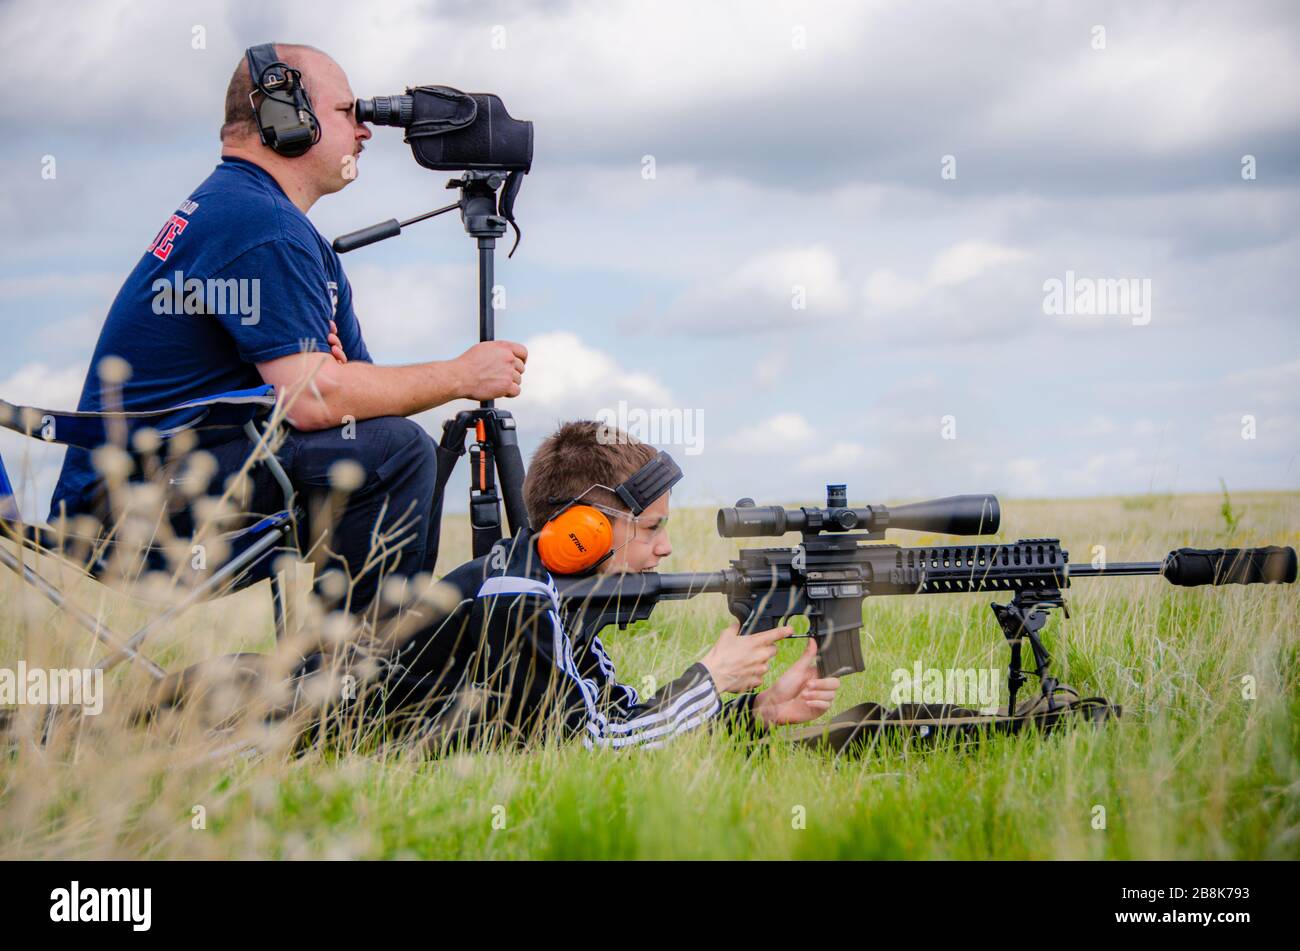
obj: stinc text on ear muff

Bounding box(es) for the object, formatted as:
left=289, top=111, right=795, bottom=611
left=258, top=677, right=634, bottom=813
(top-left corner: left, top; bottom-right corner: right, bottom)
left=537, top=503, right=615, bottom=575
left=245, top=43, right=320, bottom=157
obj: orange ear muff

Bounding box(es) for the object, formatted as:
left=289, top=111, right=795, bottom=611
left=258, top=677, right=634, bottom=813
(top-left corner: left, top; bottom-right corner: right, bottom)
left=537, top=505, right=614, bottom=575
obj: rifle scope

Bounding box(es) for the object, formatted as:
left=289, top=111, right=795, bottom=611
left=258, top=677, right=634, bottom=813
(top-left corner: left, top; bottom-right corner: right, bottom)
left=716, top=485, right=1000, bottom=538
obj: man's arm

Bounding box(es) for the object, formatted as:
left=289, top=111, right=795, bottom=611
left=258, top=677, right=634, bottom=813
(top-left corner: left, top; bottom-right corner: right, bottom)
left=257, top=339, right=527, bottom=432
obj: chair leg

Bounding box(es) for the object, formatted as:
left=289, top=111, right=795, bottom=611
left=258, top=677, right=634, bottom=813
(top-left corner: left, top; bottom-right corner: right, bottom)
left=96, top=523, right=292, bottom=674
left=270, top=571, right=288, bottom=641
left=0, top=542, right=167, bottom=681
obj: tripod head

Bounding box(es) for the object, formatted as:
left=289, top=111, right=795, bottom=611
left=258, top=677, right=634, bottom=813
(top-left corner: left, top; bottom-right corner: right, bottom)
left=332, top=169, right=523, bottom=256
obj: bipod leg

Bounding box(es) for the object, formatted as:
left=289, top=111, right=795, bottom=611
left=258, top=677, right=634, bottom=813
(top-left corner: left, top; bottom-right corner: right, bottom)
left=991, top=601, right=1028, bottom=716
left=991, top=593, right=1059, bottom=717
left=1025, top=627, right=1059, bottom=709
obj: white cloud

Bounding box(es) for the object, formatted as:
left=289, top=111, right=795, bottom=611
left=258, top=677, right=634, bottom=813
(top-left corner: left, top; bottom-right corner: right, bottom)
left=928, top=241, right=1027, bottom=286
left=986, top=17, right=1300, bottom=156
left=753, top=351, right=787, bottom=386
left=1131, top=418, right=1165, bottom=438
left=722, top=412, right=816, bottom=452
left=510, top=331, right=672, bottom=418
left=0, top=361, right=83, bottom=521
left=1079, top=415, right=1117, bottom=437
left=412, top=329, right=676, bottom=443
left=1005, top=457, right=1046, bottom=495
left=662, top=245, right=850, bottom=333
left=863, top=269, right=926, bottom=313
left=0, top=361, right=85, bottom=409
left=1081, top=449, right=1142, bottom=479
left=796, top=441, right=869, bottom=473
left=0, top=271, right=121, bottom=300
left=736, top=245, right=849, bottom=311
left=866, top=239, right=1029, bottom=311
left=1224, top=358, right=1300, bottom=406
left=1204, top=412, right=1298, bottom=453
left=346, top=261, right=476, bottom=361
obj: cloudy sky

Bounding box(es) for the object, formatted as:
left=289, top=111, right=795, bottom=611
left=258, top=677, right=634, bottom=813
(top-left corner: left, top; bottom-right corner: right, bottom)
left=1, top=0, right=1297, bottom=518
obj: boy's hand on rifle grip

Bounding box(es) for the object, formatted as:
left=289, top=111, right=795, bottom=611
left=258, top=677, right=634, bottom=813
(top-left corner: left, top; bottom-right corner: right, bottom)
left=700, top=623, right=791, bottom=694
left=753, top=639, right=842, bottom=726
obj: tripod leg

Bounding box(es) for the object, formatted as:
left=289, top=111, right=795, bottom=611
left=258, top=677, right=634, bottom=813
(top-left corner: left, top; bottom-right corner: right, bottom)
left=486, top=413, right=530, bottom=538
left=443, top=410, right=531, bottom=559
left=468, top=428, right=503, bottom=559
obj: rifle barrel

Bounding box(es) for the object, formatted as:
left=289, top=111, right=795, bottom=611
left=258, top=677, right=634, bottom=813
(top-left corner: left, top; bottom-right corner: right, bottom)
left=1067, top=561, right=1163, bottom=578
left=554, top=571, right=731, bottom=602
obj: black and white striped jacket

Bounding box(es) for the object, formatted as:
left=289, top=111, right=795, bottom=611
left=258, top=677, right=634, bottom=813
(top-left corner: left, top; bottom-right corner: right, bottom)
left=383, top=530, right=759, bottom=750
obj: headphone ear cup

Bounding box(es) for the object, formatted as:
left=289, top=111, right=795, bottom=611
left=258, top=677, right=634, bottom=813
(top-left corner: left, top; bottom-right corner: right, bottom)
left=537, top=506, right=613, bottom=574
left=248, top=59, right=317, bottom=157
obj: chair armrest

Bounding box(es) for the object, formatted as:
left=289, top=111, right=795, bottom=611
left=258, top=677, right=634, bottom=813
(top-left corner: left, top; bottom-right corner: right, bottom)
left=0, top=384, right=277, bottom=451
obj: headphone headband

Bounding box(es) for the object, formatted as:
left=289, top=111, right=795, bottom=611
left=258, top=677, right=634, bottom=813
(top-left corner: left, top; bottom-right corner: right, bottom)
left=246, top=43, right=288, bottom=89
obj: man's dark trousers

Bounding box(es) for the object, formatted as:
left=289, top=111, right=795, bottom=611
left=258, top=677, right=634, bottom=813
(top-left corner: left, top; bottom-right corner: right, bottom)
left=205, top=415, right=444, bottom=615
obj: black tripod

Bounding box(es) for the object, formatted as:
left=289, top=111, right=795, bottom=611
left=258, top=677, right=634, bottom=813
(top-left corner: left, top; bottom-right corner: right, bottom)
left=333, top=170, right=530, bottom=559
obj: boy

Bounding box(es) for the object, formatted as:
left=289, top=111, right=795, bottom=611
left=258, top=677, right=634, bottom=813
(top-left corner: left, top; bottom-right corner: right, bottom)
left=371, top=421, right=841, bottom=750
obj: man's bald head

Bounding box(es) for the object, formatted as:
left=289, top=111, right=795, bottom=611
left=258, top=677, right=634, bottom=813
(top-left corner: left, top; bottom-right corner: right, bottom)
left=220, top=44, right=338, bottom=144
left=218, top=44, right=370, bottom=211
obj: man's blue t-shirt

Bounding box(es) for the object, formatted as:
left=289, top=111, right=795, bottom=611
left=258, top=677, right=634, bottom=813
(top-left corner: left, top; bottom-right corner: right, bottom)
left=50, top=156, right=371, bottom=518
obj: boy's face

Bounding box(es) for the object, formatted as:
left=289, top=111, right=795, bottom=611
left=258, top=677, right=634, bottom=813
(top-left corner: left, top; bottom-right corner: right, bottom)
left=599, top=492, right=672, bottom=573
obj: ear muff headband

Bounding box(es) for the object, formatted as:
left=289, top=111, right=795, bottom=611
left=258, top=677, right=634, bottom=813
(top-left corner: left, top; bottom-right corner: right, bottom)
left=616, top=451, right=683, bottom=515
left=535, top=451, right=684, bottom=575
left=245, top=43, right=320, bottom=157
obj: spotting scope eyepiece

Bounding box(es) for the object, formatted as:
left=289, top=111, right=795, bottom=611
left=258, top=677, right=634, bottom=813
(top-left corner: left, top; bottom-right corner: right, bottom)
left=355, top=95, right=415, bottom=127
left=716, top=486, right=1000, bottom=539
left=355, top=85, right=533, bottom=173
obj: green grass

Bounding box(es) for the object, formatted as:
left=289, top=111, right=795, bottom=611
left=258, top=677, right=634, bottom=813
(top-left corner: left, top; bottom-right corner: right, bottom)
left=1, top=491, right=1297, bottom=859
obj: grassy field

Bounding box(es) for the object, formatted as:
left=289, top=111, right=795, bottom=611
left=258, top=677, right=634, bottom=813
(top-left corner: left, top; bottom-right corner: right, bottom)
left=1, top=490, right=1297, bottom=859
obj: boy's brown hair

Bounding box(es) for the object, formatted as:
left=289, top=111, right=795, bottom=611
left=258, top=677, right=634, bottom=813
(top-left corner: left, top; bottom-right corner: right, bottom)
left=524, top=421, right=658, bottom=526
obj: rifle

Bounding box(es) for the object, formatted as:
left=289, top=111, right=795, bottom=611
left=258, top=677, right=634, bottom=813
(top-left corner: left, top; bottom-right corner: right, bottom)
left=555, top=485, right=1296, bottom=716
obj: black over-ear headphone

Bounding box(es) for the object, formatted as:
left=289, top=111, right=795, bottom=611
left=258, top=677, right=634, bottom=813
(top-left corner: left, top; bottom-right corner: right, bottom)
left=245, top=43, right=320, bottom=157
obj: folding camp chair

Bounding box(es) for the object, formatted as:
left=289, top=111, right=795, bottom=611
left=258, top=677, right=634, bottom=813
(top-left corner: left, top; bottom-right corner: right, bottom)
left=0, top=384, right=301, bottom=683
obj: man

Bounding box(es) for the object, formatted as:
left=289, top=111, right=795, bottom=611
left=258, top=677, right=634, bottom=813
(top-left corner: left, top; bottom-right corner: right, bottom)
left=50, top=43, right=525, bottom=611
left=370, top=421, right=841, bottom=749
